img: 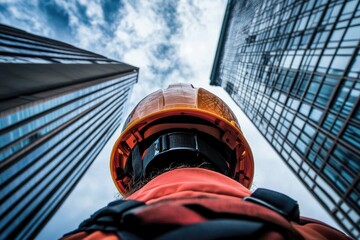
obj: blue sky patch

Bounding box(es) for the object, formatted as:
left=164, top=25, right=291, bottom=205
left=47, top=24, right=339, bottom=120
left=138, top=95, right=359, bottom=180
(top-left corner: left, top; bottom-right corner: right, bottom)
left=38, top=1, right=72, bottom=38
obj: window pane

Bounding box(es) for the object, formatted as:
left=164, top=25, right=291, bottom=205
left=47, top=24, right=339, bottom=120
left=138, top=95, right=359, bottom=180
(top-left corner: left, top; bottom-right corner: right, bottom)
left=329, top=56, right=351, bottom=75
left=344, top=25, right=360, bottom=40
left=342, top=124, right=360, bottom=149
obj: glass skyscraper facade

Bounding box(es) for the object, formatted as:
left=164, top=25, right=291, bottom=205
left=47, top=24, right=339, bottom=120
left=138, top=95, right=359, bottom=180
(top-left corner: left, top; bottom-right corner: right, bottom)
left=211, top=0, right=359, bottom=238
left=0, top=24, right=138, bottom=239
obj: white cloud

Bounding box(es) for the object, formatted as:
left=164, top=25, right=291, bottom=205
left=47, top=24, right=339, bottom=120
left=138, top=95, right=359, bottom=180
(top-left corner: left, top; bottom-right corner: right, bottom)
left=175, top=1, right=226, bottom=86
left=82, top=1, right=104, bottom=25
left=0, top=2, right=52, bottom=37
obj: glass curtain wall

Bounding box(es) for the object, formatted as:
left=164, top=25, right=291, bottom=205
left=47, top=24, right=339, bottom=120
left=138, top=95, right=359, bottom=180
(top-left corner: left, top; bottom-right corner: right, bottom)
left=0, top=24, right=139, bottom=239
left=211, top=0, right=360, bottom=238
left=0, top=74, right=137, bottom=239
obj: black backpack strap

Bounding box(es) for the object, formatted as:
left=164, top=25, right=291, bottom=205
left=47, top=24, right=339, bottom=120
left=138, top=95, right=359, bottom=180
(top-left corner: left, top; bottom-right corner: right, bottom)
left=157, top=219, right=267, bottom=240
left=62, top=191, right=302, bottom=240
left=62, top=200, right=145, bottom=239
left=244, top=188, right=300, bottom=223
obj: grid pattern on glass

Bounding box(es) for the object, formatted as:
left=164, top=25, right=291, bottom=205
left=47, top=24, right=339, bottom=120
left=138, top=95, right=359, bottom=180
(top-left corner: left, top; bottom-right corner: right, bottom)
left=0, top=24, right=118, bottom=64
left=0, top=76, right=135, bottom=194
left=0, top=74, right=135, bottom=239
left=17, top=119, right=120, bottom=240
left=0, top=86, right=132, bottom=202
left=1, top=107, right=124, bottom=239
left=0, top=75, right=136, bottom=162
left=0, top=73, right=137, bottom=130
left=0, top=98, right=124, bottom=234
left=212, top=0, right=360, bottom=238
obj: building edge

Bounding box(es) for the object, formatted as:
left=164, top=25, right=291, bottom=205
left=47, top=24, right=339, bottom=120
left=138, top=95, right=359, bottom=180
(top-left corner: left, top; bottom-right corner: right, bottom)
left=210, top=0, right=233, bottom=86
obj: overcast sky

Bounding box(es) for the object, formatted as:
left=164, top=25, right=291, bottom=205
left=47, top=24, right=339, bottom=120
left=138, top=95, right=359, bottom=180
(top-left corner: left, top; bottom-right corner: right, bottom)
left=0, top=1, right=342, bottom=239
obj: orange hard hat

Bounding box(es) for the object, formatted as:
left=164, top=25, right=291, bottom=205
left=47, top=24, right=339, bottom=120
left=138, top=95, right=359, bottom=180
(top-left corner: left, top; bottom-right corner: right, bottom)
left=110, top=83, right=254, bottom=196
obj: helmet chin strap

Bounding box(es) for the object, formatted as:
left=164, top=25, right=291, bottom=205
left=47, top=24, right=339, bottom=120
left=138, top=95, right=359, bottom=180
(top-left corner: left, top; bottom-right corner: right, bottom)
left=126, top=131, right=237, bottom=186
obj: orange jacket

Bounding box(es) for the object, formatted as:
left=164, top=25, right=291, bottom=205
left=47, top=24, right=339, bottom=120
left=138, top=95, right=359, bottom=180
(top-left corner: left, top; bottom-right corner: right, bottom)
left=62, top=168, right=352, bottom=240
left=127, top=168, right=251, bottom=203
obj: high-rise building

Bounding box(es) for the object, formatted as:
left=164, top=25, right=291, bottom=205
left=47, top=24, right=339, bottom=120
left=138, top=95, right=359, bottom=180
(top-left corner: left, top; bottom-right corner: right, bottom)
left=0, top=24, right=138, bottom=239
left=211, top=0, right=359, bottom=238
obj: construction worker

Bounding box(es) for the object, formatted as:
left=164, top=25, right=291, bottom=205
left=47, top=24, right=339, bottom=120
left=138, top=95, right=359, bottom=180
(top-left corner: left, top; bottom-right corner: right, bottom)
left=62, top=84, right=352, bottom=240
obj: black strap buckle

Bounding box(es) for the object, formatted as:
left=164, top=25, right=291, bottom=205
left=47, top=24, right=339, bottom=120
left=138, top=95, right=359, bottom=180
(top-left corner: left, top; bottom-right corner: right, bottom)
left=244, top=188, right=300, bottom=223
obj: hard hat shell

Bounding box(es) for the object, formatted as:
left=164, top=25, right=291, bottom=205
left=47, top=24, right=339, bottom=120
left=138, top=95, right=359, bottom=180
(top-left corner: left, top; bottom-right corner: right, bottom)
left=111, top=83, right=254, bottom=195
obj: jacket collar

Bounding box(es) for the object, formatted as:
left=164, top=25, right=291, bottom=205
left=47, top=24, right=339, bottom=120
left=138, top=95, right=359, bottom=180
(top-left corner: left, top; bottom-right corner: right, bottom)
left=127, top=168, right=251, bottom=203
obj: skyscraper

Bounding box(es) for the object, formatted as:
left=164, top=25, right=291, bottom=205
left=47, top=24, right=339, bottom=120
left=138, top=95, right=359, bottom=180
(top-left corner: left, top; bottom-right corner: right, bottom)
left=211, top=0, right=359, bottom=238
left=0, top=24, right=138, bottom=239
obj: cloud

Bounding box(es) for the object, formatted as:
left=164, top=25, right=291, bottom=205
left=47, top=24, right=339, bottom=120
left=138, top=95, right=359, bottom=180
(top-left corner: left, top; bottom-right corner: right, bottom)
left=152, top=1, right=182, bottom=38
left=38, top=1, right=72, bottom=37
left=0, top=1, right=53, bottom=37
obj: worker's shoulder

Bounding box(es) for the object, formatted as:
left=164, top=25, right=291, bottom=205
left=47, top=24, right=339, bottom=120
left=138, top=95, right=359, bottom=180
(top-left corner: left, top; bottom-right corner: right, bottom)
left=61, top=188, right=352, bottom=240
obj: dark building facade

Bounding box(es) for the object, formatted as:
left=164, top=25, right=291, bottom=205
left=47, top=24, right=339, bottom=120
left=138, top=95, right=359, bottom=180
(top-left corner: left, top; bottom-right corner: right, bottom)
left=0, top=24, right=138, bottom=239
left=211, top=0, right=359, bottom=238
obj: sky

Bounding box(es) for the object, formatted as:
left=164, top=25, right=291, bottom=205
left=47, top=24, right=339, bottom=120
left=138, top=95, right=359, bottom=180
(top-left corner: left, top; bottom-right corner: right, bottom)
left=0, top=0, right=342, bottom=239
